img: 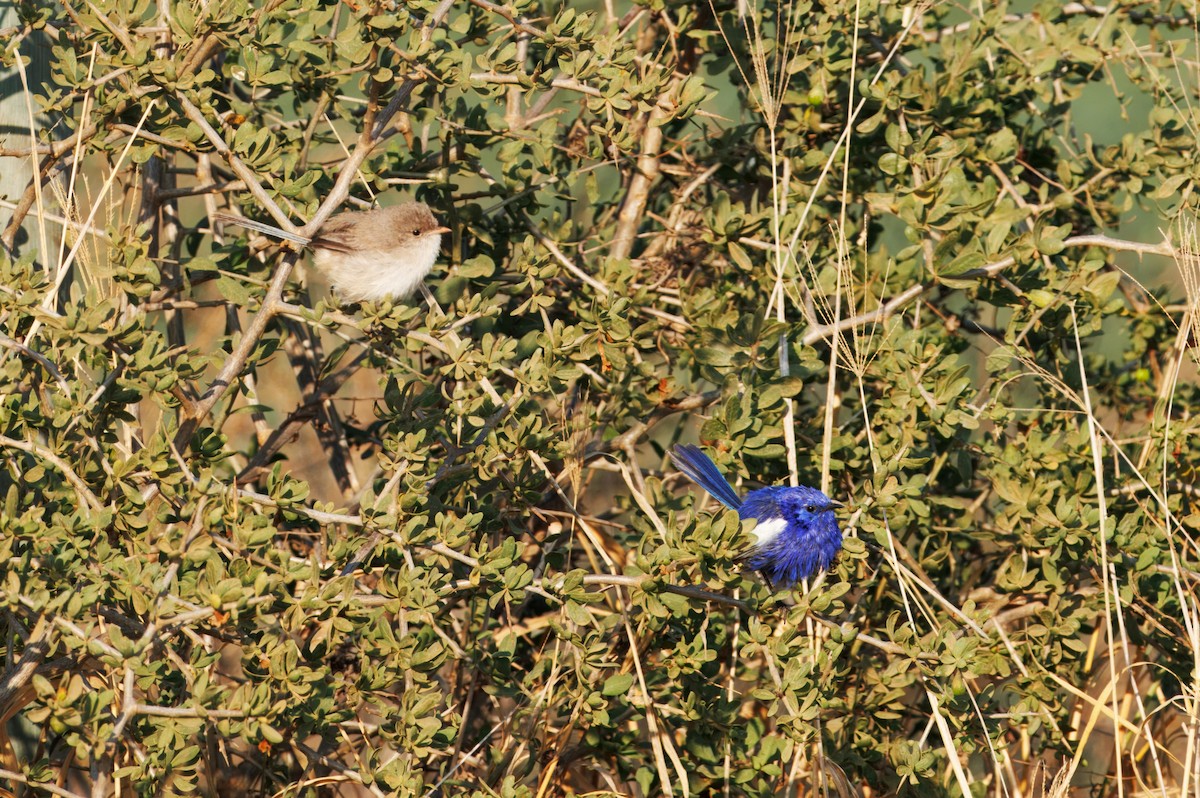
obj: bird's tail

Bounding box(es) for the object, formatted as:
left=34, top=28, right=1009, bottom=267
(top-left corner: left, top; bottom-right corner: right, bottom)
left=212, top=212, right=312, bottom=246
left=668, top=444, right=742, bottom=511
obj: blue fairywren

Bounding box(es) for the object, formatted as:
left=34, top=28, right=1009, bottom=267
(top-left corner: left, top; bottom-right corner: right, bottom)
left=669, top=444, right=843, bottom=589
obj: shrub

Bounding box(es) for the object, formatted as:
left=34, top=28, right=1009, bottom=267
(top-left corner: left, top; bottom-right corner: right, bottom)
left=1, top=0, right=1198, bottom=796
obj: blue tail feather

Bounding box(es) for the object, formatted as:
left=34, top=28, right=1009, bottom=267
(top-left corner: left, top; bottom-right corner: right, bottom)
left=669, top=444, right=743, bottom=510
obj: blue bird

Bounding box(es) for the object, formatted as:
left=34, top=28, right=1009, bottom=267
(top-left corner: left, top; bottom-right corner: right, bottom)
left=668, top=444, right=844, bottom=589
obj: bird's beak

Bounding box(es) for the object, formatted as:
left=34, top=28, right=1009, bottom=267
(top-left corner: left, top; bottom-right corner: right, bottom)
left=431, top=226, right=452, bottom=235
left=829, top=500, right=845, bottom=509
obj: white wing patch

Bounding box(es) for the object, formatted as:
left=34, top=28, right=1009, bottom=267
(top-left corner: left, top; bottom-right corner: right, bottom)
left=751, top=518, right=787, bottom=547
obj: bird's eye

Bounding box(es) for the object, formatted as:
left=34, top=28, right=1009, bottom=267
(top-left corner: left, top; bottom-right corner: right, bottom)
left=805, top=504, right=816, bottom=513
left=411, top=229, right=421, bottom=236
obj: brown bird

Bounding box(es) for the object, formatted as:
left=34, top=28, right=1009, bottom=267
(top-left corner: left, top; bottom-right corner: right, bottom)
left=213, top=202, right=451, bottom=302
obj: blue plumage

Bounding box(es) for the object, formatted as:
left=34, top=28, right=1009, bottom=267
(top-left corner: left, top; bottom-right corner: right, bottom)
left=668, top=444, right=843, bottom=588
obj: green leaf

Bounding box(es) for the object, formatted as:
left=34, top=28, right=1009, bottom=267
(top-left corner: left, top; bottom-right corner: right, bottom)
left=601, top=673, right=635, bottom=697
left=1085, top=270, right=1121, bottom=301
left=215, top=275, right=254, bottom=305
left=727, top=241, right=753, bottom=271
left=940, top=250, right=985, bottom=277
left=879, top=152, right=909, bottom=175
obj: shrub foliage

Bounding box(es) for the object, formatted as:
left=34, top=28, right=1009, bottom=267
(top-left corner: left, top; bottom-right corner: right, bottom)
left=2, top=0, right=1199, bottom=796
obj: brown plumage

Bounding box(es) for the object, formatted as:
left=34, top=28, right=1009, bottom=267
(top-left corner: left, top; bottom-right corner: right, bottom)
left=309, top=203, right=450, bottom=301
left=213, top=202, right=450, bottom=302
